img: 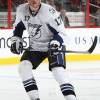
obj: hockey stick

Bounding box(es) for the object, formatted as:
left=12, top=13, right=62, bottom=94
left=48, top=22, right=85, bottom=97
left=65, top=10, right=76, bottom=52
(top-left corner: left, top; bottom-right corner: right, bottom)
left=23, top=36, right=97, bottom=54
left=54, top=36, right=97, bottom=54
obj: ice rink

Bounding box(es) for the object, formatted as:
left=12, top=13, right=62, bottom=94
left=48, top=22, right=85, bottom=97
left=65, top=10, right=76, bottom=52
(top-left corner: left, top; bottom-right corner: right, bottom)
left=0, top=61, right=100, bottom=100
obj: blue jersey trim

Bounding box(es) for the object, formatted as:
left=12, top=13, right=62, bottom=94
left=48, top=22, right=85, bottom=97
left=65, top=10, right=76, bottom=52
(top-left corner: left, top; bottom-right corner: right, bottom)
left=47, top=24, right=63, bottom=45
left=13, top=21, right=26, bottom=38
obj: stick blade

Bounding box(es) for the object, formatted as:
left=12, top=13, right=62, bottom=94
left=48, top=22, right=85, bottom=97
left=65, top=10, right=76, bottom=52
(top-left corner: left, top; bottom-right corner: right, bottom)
left=88, top=36, right=97, bottom=53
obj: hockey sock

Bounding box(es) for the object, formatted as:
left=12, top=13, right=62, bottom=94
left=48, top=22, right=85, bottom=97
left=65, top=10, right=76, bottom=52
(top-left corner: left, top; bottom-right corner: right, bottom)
left=18, top=60, right=40, bottom=100
left=23, top=78, right=40, bottom=100
left=60, top=83, right=77, bottom=100
left=52, top=67, right=77, bottom=100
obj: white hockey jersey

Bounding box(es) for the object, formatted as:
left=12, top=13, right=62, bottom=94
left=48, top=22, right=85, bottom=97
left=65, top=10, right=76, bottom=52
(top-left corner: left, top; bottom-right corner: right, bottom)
left=13, top=3, right=66, bottom=51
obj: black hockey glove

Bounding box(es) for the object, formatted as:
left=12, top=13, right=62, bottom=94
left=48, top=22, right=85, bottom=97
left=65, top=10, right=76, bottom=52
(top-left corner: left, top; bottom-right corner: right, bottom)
left=10, top=36, right=23, bottom=54
left=49, top=40, right=62, bottom=55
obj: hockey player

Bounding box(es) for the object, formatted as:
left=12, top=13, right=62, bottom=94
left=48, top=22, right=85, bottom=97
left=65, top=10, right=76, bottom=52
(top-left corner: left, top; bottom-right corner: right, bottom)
left=10, top=0, right=77, bottom=100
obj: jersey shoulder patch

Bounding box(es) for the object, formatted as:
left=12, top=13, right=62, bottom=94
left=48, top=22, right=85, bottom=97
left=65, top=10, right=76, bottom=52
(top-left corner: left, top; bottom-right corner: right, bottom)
left=42, top=3, right=59, bottom=17
left=48, top=6, right=60, bottom=18
left=49, top=7, right=56, bottom=15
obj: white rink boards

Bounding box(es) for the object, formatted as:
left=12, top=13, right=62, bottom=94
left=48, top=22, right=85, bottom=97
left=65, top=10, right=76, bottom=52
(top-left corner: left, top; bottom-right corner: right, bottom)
left=0, top=61, right=100, bottom=100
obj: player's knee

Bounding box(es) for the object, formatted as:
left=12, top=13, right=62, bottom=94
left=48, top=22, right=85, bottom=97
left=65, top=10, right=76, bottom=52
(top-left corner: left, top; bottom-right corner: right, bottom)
left=18, top=60, right=33, bottom=73
left=51, top=67, right=70, bottom=85
left=18, top=60, right=33, bottom=80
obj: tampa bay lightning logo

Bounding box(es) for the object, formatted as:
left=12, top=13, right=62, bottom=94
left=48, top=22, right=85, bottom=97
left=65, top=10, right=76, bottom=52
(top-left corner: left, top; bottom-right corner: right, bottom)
left=28, top=23, right=42, bottom=39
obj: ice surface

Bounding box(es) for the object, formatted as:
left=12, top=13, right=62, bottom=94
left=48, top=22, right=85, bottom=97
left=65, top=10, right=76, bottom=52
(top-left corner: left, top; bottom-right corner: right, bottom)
left=0, top=61, right=100, bottom=100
